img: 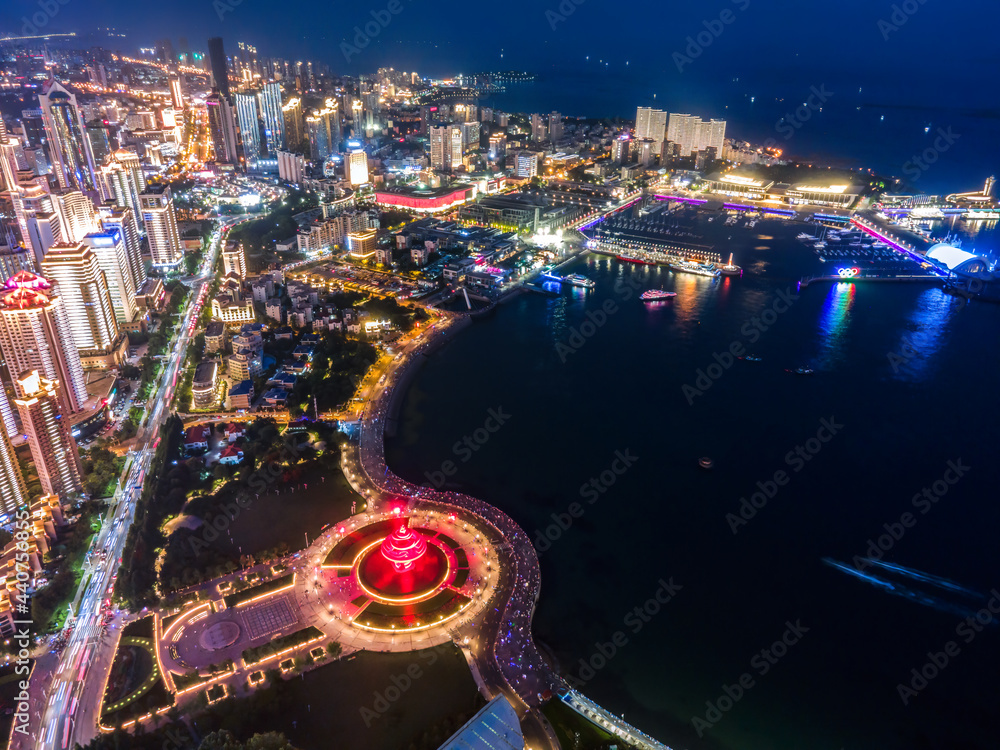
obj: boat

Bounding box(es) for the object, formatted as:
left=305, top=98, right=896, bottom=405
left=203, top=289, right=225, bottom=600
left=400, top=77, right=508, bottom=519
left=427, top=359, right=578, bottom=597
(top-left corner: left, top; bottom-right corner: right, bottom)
left=719, top=253, right=742, bottom=276
left=562, top=273, right=596, bottom=288
left=616, top=253, right=657, bottom=266
left=671, top=259, right=720, bottom=278
left=641, top=289, right=677, bottom=301
left=786, top=367, right=815, bottom=375
left=739, top=355, right=762, bottom=362
left=698, top=457, right=714, bottom=470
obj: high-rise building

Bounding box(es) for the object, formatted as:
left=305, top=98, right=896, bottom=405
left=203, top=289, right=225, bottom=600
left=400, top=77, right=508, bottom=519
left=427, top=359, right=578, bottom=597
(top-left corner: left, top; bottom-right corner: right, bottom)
left=667, top=113, right=726, bottom=157
left=259, top=82, right=285, bottom=154
left=41, top=242, right=121, bottom=359
left=97, top=149, right=147, bottom=228
left=0, top=409, right=27, bottom=512
left=207, top=37, right=230, bottom=100
left=38, top=80, right=97, bottom=193
left=53, top=190, right=98, bottom=242
left=612, top=136, right=632, bottom=164
left=282, top=97, right=304, bottom=151
left=0, top=245, right=35, bottom=285
left=306, top=107, right=337, bottom=161
left=530, top=114, right=547, bottom=143
left=636, top=107, right=667, bottom=155
left=222, top=242, right=247, bottom=278
left=637, top=139, right=655, bottom=168
left=516, top=152, right=538, bottom=178
left=83, top=229, right=137, bottom=324
left=430, top=124, right=463, bottom=171
left=348, top=150, right=369, bottom=185
left=276, top=151, right=305, bottom=184
left=98, top=205, right=145, bottom=294
left=488, top=133, right=507, bottom=163
left=206, top=90, right=240, bottom=166
left=548, top=112, right=563, bottom=143
left=234, top=91, right=263, bottom=163
left=85, top=120, right=113, bottom=165
left=139, top=185, right=183, bottom=269
left=169, top=74, right=184, bottom=109
left=14, top=371, right=83, bottom=498
left=0, top=271, right=88, bottom=414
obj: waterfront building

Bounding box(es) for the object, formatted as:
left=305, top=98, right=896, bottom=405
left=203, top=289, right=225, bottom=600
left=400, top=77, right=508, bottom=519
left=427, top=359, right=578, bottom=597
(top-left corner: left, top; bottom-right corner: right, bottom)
left=667, top=113, right=726, bottom=157
left=14, top=370, right=83, bottom=498
left=636, top=107, right=667, bottom=155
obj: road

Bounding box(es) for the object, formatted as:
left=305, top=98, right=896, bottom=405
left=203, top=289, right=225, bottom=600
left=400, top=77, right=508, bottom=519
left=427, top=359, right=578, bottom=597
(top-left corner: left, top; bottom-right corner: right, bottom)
left=32, top=219, right=234, bottom=750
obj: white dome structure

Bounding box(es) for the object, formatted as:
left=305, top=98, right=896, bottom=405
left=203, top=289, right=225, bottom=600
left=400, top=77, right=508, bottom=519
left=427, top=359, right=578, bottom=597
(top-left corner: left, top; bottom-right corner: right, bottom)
left=925, top=244, right=992, bottom=277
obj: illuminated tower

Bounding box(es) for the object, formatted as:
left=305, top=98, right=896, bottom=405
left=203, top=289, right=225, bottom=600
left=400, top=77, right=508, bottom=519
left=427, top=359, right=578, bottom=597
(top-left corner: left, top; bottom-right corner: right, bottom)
left=0, top=412, right=27, bottom=512
left=259, top=82, right=285, bottom=154
left=41, top=242, right=121, bottom=358
left=169, top=74, right=184, bottom=110
left=38, top=80, right=97, bottom=193
left=0, top=271, right=87, bottom=414
left=98, top=205, right=146, bottom=294
left=139, top=185, right=183, bottom=269
left=348, top=150, right=369, bottom=185
left=206, top=90, right=240, bottom=166
left=282, top=97, right=303, bottom=151
left=83, top=229, right=137, bottom=324
left=14, top=371, right=83, bottom=499
left=234, top=90, right=263, bottom=163
left=306, top=108, right=336, bottom=161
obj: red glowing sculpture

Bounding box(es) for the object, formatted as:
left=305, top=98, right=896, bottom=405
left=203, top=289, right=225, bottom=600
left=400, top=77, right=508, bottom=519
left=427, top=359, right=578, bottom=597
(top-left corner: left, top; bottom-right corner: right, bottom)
left=380, top=520, right=428, bottom=572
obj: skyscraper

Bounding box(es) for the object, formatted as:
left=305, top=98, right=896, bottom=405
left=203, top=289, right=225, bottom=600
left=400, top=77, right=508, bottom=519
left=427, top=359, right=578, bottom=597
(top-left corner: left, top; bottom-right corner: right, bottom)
left=234, top=91, right=264, bottom=164
left=53, top=190, right=99, bottom=243
left=38, top=80, right=97, bottom=193
left=41, top=242, right=121, bottom=360
left=207, top=37, right=230, bottom=100
left=101, top=149, right=146, bottom=227
left=98, top=205, right=145, bottom=295
left=139, top=185, right=183, bottom=269
left=0, top=412, right=27, bottom=512
left=14, top=371, right=83, bottom=498
left=0, top=271, right=88, bottom=414
left=259, top=82, right=285, bottom=155
left=548, top=112, right=563, bottom=143
left=530, top=114, right=547, bottom=143
left=348, top=150, right=369, bottom=185
left=206, top=90, right=240, bottom=166
left=306, top=107, right=336, bottom=161
left=83, top=229, right=137, bottom=324
left=636, top=107, right=668, bottom=155
left=282, top=97, right=304, bottom=151
left=169, top=74, right=184, bottom=110
left=667, top=114, right=726, bottom=157
left=430, top=124, right=463, bottom=171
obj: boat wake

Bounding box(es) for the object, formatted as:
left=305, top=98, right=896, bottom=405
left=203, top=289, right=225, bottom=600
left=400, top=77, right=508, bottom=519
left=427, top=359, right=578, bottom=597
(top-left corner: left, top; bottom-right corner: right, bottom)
left=822, top=557, right=991, bottom=622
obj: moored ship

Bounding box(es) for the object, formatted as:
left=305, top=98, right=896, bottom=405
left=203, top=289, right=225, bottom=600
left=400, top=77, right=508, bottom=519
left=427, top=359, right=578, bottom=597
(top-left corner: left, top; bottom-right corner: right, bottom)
left=641, top=289, right=677, bottom=301
left=719, top=253, right=742, bottom=276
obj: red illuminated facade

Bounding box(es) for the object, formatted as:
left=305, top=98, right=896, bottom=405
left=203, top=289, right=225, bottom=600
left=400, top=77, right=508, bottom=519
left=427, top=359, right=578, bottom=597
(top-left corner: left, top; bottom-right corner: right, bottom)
left=375, top=187, right=472, bottom=213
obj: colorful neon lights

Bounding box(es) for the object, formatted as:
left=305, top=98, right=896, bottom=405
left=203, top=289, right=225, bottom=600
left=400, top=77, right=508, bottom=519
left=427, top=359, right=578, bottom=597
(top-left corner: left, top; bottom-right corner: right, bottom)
left=837, top=267, right=861, bottom=278
left=379, top=520, right=428, bottom=572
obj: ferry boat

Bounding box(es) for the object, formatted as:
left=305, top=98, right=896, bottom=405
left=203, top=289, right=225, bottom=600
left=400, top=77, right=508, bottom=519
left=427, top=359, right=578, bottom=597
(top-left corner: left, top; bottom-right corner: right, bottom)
left=616, top=253, right=657, bottom=266
left=641, top=289, right=677, bottom=301
left=562, top=273, right=596, bottom=288
left=671, top=259, right=720, bottom=278
left=719, top=253, right=742, bottom=276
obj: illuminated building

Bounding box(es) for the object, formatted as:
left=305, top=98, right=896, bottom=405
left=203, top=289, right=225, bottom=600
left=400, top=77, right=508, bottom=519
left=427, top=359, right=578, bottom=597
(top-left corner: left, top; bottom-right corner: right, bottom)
left=139, top=185, right=183, bottom=268
left=212, top=278, right=255, bottom=326
left=98, top=205, right=146, bottom=294
left=222, top=242, right=247, bottom=279
left=346, top=228, right=377, bottom=259
left=234, top=90, right=264, bottom=162
left=0, top=245, right=35, bottom=285
left=40, top=242, right=124, bottom=368
left=14, top=370, right=84, bottom=498
left=530, top=113, right=547, bottom=143
left=515, top=152, right=538, bottom=178
left=84, top=120, right=113, bottom=165
left=259, top=82, right=285, bottom=153
left=97, top=149, right=147, bottom=229
left=38, top=80, right=97, bottom=193
left=276, top=150, right=305, bottom=183
left=637, top=139, right=655, bottom=168
left=169, top=74, right=184, bottom=109
left=348, top=149, right=369, bottom=185
left=667, top=113, right=725, bottom=157
left=306, top=107, right=337, bottom=161
left=53, top=190, right=98, bottom=242
left=206, top=90, right=240, bottom=165
left=375, top=185, right=473, bottom=214
left=83, top=229, right=138, bottom=324
left=488, top=133, right=507, bottom=163
left=636, top=107, right=667, bottom=156
left=430, top=124, right=463, bottom=172
left=208, top=37, right=231, bottom=99
left=612, top=136, right=632, bottom=164
left=282, top=97, right=303, bottom=149
left=0, top=418, right=26, bottom=512
left=0, top=272, right=87, bottom=414
left=548, top=112, right=563, bottom=143
left=192, top=361, right=219, bottom=409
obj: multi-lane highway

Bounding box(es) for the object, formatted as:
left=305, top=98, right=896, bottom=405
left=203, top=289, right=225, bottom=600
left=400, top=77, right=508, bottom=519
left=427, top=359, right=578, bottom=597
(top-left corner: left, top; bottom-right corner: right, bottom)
left=34, top=220, right=233, bottom=750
